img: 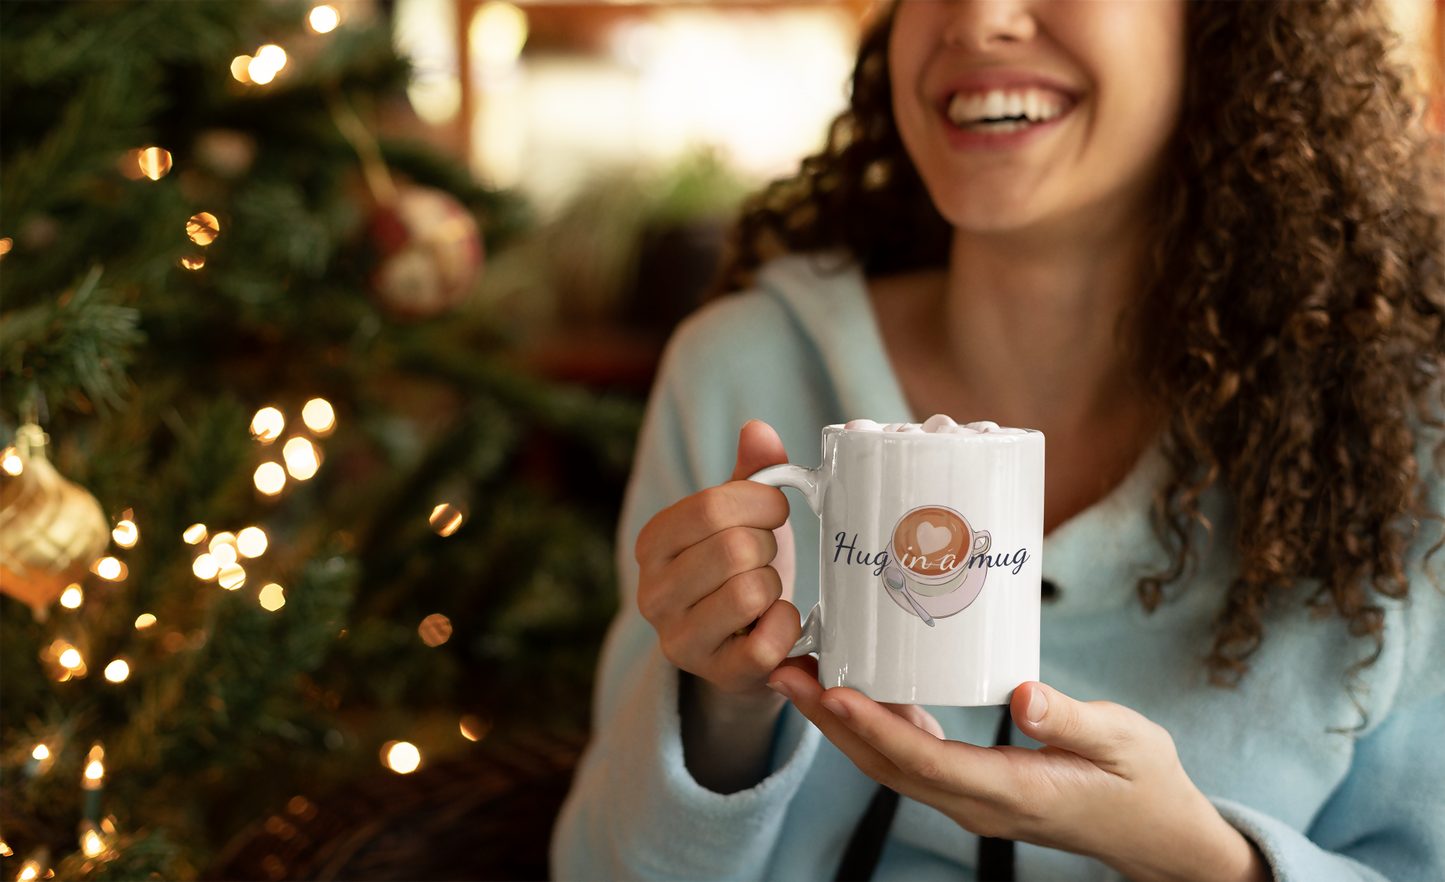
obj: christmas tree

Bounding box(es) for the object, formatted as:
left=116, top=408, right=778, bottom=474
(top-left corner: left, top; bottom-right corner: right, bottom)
left=1, top=3, right=643, bottom=878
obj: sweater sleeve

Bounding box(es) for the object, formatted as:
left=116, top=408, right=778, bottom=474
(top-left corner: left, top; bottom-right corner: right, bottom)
left=549, top=302, right=824, bottom=881
left=1212, top=693, right=1445, bottom=882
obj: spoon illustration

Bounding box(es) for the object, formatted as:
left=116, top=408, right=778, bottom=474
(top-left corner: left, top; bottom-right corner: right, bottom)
left=884, top=565, right=934, bottom=627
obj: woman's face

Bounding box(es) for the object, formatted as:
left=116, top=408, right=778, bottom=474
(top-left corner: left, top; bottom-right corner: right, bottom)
left=889, top=0, right=1187, bottom=238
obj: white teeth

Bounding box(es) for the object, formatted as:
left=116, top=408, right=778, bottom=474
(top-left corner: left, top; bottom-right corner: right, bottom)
left=983, top=90, right=1006, bottom=119
left=945, top=88, right=1067, bottom=130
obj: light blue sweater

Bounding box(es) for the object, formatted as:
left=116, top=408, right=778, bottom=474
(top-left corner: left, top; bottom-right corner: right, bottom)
left=551, top=255, right=1445, bottom=882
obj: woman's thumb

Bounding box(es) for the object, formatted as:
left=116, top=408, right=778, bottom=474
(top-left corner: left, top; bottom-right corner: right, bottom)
left=731, top=419, right=788, bottom=481
left=1011, top=682, right=1145, bottom=764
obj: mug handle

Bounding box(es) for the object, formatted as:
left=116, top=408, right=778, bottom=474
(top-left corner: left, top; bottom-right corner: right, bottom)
left=747, top=463, right=824, bottom=657
left=971, top=529, right=991, bottom=561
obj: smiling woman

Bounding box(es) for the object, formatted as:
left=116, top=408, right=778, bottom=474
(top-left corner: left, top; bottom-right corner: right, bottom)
left=554, top=2, right=1444, bottom=881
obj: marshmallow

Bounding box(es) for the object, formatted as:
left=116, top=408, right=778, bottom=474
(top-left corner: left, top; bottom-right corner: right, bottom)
left=964, top=421, right=999, bottom=432
left=844, top=419, right=883, bottom=431
left=921, top=413, right=957, bottom=432
left=936, top=425, right=980, bottom=435
left=838, top=416, right=1025, bottom=435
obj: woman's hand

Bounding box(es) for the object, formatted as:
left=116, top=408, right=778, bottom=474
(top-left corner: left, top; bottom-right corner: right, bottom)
left=767, top=661, right=1271, bottom=882
left=637, top=419, right=801, bottom=696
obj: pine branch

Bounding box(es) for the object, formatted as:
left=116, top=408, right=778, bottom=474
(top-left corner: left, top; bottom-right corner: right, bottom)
left=0, top=267, right=144, bottom=420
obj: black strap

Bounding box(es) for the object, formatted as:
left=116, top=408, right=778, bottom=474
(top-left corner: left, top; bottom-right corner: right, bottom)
left=835, top=705, right=1016, bottom=881
left=976, top=705, right=1016, bottom=881
left=834, top=783, right=900, bottom=881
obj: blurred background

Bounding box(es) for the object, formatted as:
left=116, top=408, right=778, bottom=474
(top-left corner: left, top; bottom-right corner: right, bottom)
left=0, top=2, right=1439, bottom=880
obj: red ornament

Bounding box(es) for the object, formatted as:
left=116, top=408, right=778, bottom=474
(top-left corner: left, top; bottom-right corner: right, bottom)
left=369, top=184, right=484, bottom=320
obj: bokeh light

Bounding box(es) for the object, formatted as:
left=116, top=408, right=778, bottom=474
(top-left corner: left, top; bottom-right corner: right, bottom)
left=60, top=585, right=83, bottom=609
left=460, top=714, right=491, bottom=742
left=137, top=146, right=172, bottom=180
left=135, top=613, right=157, bottom=629
left=418, top=613, right=453, bottom=647
left=211, top=543, right=238, bottom=566
left=84, top=759, right=104, bottom=781
left=186, top=212, right=221, bottom=246
left=255, top=462, right=286, bottom=495
left=104, top=659, right=130, bottom=683
left=2, top=447, right=22, bottom=475
left=181, top=255, right=206, bottom=270
left=429, top=503, right=465, bottom=537
left=309, top=5, right=339, bottom=33
left=183, top=523, right=208, bottom=545
left=231, top=55, right=253, bottom=83
left=251, top=406, right=285, bottom=442
left=81, top=827, right=105, bottom=858
left=94, top=557, right=126, bottom=580
left=259, top=583, right=286, bottom=611
left=301, top=398, right=336, bottom=434
left=192, top=553, right=220, bottom=581
left=59, top=648, right=83, bottom=669
left=218, top=564, right=246, bottom=590
left=112, top=519, right=139, bottom=548
left=382, top=740, right=421, bottom=773
left=248, top=45, right=287, bottom=84
left=32, top=744, right=50, bottom=761
left=237, top=526, right=268, bottom=558
left=283, top=437, right=320, bottom=480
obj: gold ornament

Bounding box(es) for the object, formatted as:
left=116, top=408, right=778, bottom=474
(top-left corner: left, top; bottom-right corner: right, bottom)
left=0, top=425, right=110, bottom=618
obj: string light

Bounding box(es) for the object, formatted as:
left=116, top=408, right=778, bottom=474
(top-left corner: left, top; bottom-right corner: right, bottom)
left=81, top=825, right=105, bottom=858
left=93, top=557, right=126, bottom=580
left=181, top=254, right=206, bottom=270
left=104, top=660, right=130, bottom=683
left=248, top=44, right=288, bottom=84
left=192, top=553, right=220, bottom=581
left=211, top=543, right=238, bottom=566
left=112, top=519, right=139, bottom=547
left=460, top=715, right=491, bottom=742
left=418, top=614, right=453, bottom=647
left=251, top=406, right=285, bottom=441
left=32, top=744, right=50, bottom=761
left=0, top=839, right=10, bottom=856
left=2, top=446, right=22, bottom=475
left=259, top=583, right=286, bottom=611
left=301, top=397, right=336, bottom=434
left=231, top=55, right=253, bottom=83
left=60, top=585, right=83, bottom=608
left=186, top=212, right=221, bottom=246
left=255, top=462, right=286, bottom=495
left=0, top=238, right=10, bottom=256
left=18, top=859, right=40, bottom=880
left=283, top=437, right=320, bottom=480
left=135, top=613, right=157, bottom=629
left=237, top=526, right=268, bottom=557
left=429, top=503, right=465, bottom=537
left=59, top=648, right=83, bottom=669
left=184, top=523, right=208, bottom=544
left=137, top=146, right=172, bottom=180
left=309, top=5, right=340, bottom=33
left=381, top=740, right=421, bottom=773
left=218, top=564, right=246, bottom=591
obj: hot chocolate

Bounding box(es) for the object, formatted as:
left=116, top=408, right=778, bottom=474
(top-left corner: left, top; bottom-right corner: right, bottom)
left=892, top=505, right=972, bottom=580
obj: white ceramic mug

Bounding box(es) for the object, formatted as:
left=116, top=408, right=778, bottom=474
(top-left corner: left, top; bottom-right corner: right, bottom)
left=749, top=424, right=1044, bottom=706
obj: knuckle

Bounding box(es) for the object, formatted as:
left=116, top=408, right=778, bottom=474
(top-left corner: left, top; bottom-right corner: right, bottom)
left=731, top=572, right=776, bottom=620
left=902, top=754, right=949, bottom=785
left=718, top=527, right=760, bottom=573
left=696, top=487, right=737, bottom=534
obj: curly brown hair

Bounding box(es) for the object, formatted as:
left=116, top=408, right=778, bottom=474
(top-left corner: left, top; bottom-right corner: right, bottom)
left=716, top=1, right=1445, bottom=685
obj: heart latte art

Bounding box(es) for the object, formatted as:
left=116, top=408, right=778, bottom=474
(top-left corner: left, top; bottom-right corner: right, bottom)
left=892, top=506, right=972, bottom=579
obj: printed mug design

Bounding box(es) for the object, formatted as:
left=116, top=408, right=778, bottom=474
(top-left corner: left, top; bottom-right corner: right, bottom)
left=881, top=505, right=991, bottom=626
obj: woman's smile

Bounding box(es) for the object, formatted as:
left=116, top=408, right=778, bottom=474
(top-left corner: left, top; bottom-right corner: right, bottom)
left=933, top=70, right=1080, bottom=150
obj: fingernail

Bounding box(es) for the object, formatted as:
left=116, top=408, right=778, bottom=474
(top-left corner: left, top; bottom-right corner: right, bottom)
left=1026, top=689, right=1048, bottom=725
left=821, top=697, right=850, bottom=719
left=767, top=680, right=794, bottom=701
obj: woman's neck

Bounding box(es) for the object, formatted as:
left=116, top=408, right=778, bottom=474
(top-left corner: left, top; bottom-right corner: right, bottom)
left=870, top=211, right=1162, bottom=531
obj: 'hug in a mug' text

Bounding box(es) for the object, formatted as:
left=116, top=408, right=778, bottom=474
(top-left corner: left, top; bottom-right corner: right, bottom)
left=832, top=532, right=1031, bottom=576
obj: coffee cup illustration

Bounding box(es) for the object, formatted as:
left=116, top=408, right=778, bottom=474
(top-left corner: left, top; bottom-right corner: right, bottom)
left=882, top=504, right=991, bottom=621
